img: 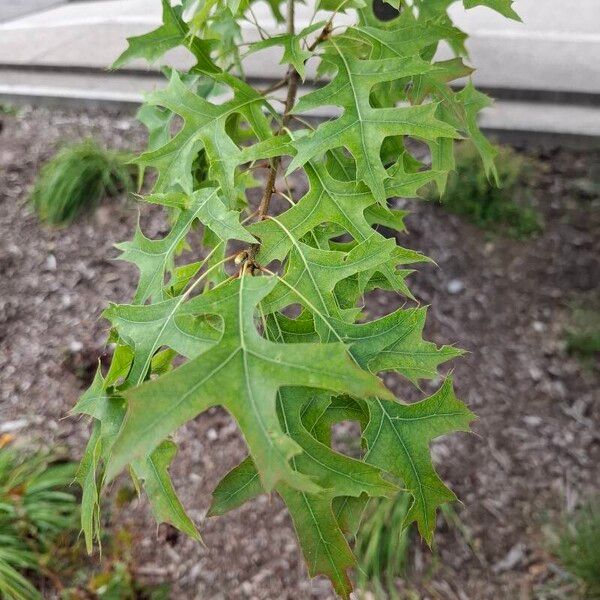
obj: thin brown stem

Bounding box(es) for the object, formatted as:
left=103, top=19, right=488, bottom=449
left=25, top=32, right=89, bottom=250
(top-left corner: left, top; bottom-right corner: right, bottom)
left=255, top=0, right=299, bottom=222
left=307, top=19, right=333, bottom=52
left=256, top=165, right=279, bottom=220
left=244, top=7, right=333, bottom=274
left=260, top=77, right=289, bottom=95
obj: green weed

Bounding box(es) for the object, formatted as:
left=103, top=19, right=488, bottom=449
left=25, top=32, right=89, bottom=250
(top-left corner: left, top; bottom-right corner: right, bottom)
left=0, top=440, right=168, bottom=599
left=0, top=104, right=19, bottom=116
left=555, top=502, right=600, bottom=599
left=429, top=142, right=542, bottom=238
left=355, top=491, right=477, bottom=598
left=566, top=308, right=600, bottom=360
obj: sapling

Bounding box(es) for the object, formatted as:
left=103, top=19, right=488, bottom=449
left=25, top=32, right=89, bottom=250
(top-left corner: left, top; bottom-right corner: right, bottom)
left=73, top=0, right=519, bottom=596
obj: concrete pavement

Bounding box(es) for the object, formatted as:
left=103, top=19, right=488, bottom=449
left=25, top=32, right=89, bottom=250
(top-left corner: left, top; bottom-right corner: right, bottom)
left=0, top=0, right=63, bottom=23
left=1, top=0, right=599, bottom=94
left=0, top=0, right=598, bottom=140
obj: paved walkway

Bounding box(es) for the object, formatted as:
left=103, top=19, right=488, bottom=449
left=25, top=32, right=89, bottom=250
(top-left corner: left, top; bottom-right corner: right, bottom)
left=0, top=0, right=63, bottom=23
left=0, top=0, right=598, bottom=139
left=1, top=0, right=599, bottom=94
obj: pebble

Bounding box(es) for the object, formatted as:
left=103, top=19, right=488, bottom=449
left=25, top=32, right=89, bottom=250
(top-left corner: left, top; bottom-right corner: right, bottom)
left=493, top=543, right=525, bottom=573
left=45, top=254, right=57, bottom=271
left=7, top=243, right=22, bottom=258
left=446, top=279, right=464, bottom=294
left=61, top=294, right=72, bottom=308
left=523, top=415, right=542, bottom=427
left=529, top=365, right=543, bottom=382
left=0, top=419, right=28, bottom=433
left=532, top=320, right=545, bottom=332
left=69, top=340, right=83, bottom=353
left=241, top=581, right=253, bottom=595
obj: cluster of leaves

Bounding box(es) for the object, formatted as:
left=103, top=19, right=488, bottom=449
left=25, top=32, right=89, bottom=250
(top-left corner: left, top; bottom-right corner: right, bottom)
left=427, top=141, right=541, bottom=238
left=74, top=0, right=518, bottom=596
left=0, top=441, right=78, bottom=600
left=30, top=139, right=135, bottom=226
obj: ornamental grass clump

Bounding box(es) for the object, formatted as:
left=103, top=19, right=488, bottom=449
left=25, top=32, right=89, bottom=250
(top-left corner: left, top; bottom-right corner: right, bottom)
left=30, top=139, right=134, bottom=226
left=0, top=443, right=78, bottom=600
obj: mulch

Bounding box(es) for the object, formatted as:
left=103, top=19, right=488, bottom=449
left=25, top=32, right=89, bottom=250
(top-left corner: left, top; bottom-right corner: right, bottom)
left=0, top=105, right=598, bottom=599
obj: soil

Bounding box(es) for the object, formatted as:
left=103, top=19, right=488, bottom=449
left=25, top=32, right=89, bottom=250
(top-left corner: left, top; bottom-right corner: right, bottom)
left=0, top=105, right=598, bottom=600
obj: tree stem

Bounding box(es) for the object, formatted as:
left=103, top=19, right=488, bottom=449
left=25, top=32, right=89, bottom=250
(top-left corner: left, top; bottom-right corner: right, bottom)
left=251, top=4, right=332, bottom=263
left=256, top=0, right=299, bottom=223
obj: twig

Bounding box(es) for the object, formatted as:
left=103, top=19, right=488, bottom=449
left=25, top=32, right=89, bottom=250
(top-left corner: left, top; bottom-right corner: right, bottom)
left=260, top=77, right=289, bottom=95
left=307, top=20, right=333, bottom=52
left=256, top=7, right=333, bottom=223
left=256, top=166, right=279, bottom=219
left=242, top=8, right=333, bottom=274
left=255, top=0, right=298, bottom=221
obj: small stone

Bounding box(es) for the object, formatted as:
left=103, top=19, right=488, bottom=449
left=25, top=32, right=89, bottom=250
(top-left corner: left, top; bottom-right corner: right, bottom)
left=493, top=543, right=525, bottom=573
left=523, top=415, right=542, bottom=427
left=207, top=428, right=218, bottom=441
left=550, top=380, right=567, bottom=399
left=0, top=419, right=28, bottom=433
left=7, top=243, right=22, bottom=258
left=94, top=205, right=112, bottom=227
left=529, top=366, right=543, bottom=382
left=69, top=340, right=83, bottom=353
left=45, top=254, right=57, bottom=271
left=241, top=581, right=253, bottom=595
left=547, top=364, right=563, bottom=378
left=446, top=279, right=464, bottom=295
left=532, top=321, right=545, bottom=332
left=492, top=366, right=505, bottom=378
left=76, top=262, right=96, bottom=280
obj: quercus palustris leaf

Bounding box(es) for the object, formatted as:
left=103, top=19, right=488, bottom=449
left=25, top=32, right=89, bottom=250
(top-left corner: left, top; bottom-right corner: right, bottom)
left=288, top=41, right=459, bottom=202
left=112, top=0, right=218, bottom=73
left=105, top=275, right=392, bottom=493
left=117, top=187, right=254, bottom=304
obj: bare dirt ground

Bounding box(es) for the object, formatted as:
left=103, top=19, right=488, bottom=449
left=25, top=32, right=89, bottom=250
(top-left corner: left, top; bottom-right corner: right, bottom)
left=0, top=106, right=598, bottom=599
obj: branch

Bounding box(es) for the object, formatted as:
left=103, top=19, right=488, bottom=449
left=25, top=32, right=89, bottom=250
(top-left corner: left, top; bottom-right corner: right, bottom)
left=256, top=10, right=332, bottom=223
left=260, top=77, right=289, bottom=95
left=256, top=0, right=298, bottom=222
